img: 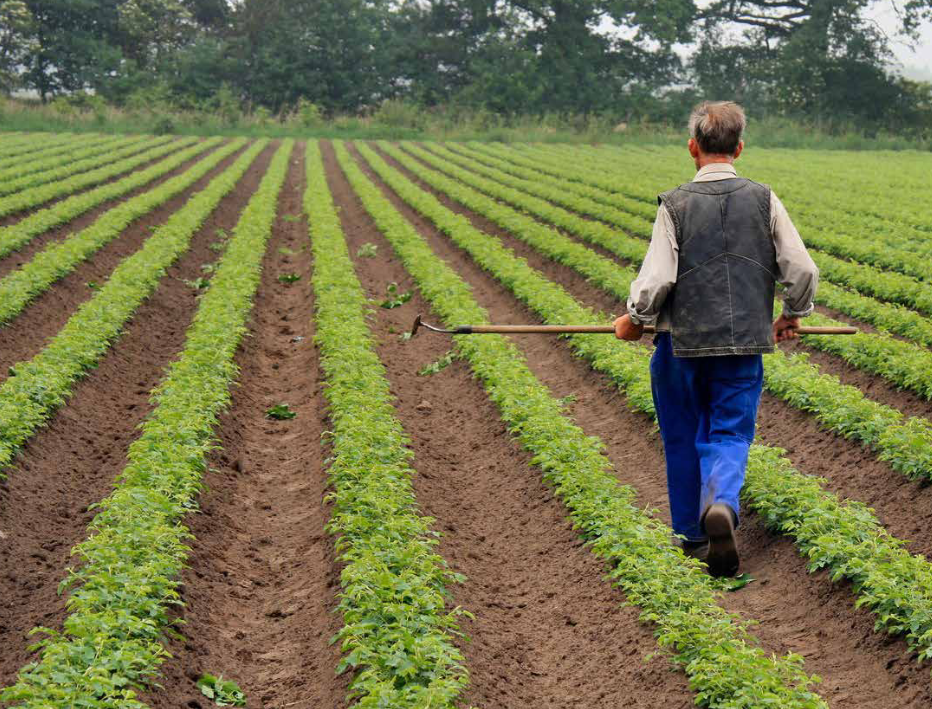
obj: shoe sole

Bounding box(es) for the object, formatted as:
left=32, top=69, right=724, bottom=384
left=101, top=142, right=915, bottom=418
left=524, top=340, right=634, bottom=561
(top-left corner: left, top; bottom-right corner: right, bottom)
left=704, top=507, right=739, bottom=578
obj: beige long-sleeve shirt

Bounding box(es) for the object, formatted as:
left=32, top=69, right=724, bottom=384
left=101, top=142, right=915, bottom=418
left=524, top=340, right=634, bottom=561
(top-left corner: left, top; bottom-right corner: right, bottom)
left=627, top=163, right=819, bottom=327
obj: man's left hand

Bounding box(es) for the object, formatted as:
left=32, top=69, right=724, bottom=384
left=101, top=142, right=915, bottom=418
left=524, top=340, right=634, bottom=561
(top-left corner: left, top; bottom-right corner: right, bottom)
left=773, top=314, right=801, bottom=343
left=614, top=314, right=645, bottom=341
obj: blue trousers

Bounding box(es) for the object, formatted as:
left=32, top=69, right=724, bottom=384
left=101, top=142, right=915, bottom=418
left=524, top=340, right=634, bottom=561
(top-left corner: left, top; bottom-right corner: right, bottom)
left=650, top=333, right=764, bottom=541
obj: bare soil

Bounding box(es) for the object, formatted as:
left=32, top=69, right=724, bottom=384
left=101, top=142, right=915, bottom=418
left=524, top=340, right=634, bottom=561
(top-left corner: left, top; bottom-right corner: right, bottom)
left=0, top=137, right=212, bottom=233
left=3, top=139, right=932, bottom=707
left=143, top=143, right=349, bottom=709
left=365, top=140, right=932, bottom=707
left=0, top=140, right=250, bottom=385
left=0, top=143, right=275, bottom=691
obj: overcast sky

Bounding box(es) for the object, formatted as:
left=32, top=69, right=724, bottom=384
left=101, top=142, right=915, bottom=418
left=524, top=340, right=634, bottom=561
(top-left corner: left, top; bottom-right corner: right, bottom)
left=871, top=5, right=932, bottom=80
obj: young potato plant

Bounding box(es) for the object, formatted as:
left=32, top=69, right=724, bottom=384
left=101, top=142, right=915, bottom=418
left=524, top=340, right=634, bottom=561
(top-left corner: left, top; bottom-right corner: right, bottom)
left=0, top=133, right=134, bottom=183
left=0, top=136, right=203, bottom=219
left=455, top=142, right=932, bottom=347
left=0, top=141, right=292, bottom=706
left=305, top=142, right=468, bottom=708
left=0, top=135, right=165, bottom=197
left=0, top=140, right=268, bottom=475
left=0, top=136, right=214, bottom=261
left=382, top=141, right=932, bottom=477
left=355, top=141, right=932, bottom=672
left=339, top=140, right=827, bottom=709
left=0, top=132, right=87, bottom=162
left=0, top=138, right=249, bottom=324
left=394, top=142, right=932, bottom=400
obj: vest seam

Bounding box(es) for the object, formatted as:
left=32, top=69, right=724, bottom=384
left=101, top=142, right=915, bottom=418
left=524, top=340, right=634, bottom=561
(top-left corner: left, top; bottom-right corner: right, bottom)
left=720, top=195, right=736, bottom=347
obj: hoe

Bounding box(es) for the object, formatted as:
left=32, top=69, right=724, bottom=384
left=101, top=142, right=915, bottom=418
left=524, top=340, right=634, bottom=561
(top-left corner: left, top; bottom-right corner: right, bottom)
left=410, top=314, right=858, bottom=338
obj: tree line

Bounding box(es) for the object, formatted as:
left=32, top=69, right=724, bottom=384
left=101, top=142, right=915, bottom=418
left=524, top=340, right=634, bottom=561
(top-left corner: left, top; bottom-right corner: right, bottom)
left=1, top=0, right=931, bottom=133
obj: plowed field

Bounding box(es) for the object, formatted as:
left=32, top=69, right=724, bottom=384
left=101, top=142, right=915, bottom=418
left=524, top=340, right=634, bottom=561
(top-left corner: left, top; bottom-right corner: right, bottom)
left=1, top=131, right=932, bottom=708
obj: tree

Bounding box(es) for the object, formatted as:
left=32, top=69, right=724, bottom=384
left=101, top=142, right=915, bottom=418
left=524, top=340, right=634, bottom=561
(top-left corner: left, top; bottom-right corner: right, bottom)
left=0, top=0, right=38, bottom=94
left=224, top=0, right=396, bottom=113
left=693, top=0, right=932, bottom=122
left=21, top=0, right=122, bottom=101
left=116, top=0, right=196, bottom=70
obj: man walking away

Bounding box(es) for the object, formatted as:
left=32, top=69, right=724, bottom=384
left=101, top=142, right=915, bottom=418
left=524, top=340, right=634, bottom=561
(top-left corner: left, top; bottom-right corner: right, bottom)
left=613, top=101, right=819, bottom=577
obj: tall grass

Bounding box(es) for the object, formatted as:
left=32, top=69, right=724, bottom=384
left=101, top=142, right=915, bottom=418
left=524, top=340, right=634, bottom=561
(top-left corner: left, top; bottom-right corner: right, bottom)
left=1, top=96, right=929, bottom=151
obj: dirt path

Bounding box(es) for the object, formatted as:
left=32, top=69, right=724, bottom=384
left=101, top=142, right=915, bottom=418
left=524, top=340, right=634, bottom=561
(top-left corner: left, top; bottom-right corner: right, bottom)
left=327, top=142, right=698, bottom=708
left=0, top=141, right=250, bottom=385
left=143, top=143, right=348, bottom=709
left=0, top=145, right=275, bottom=692
left=392, top=143, right=932, bottom=561
left=360, top=142, right=932, bottom=708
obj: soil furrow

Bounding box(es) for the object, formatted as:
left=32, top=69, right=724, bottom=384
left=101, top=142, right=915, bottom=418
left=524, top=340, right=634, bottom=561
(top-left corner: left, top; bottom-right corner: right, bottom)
left=143, top=143, right=348, bottom=709
left=331, top=142, right=696, bottom=708
left=0, top=143, right=274, bottom=692
left=0, top=140, right=228, bottom=281
left=0, top=141, right=252, bottom=386
left=400, top=144, right=932, bottom=421
left=387, top=143, right=932, bottom=558
left=357, top=142, right=932, bottom=708
left=0, top=137, right=203, bottom=231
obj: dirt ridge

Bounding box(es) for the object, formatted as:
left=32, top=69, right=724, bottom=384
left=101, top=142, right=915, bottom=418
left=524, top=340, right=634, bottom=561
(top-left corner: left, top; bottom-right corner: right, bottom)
left=144, top=143, right=349, bottom=709
left=0, top=143, right=275, bottom=691
left=0, top=140, right=251, bottom=386
left=359, top=140, right=932, bottom=708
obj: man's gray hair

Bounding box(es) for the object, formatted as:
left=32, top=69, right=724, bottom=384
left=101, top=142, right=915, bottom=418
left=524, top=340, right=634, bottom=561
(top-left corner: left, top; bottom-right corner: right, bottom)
left=688, top=101, right=746, bottom=155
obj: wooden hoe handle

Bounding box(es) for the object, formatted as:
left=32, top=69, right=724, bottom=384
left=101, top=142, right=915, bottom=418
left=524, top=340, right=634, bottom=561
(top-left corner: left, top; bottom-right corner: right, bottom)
left=410, top=315, right=858, bottom=337
left=460, top=324, right=859, bottom=336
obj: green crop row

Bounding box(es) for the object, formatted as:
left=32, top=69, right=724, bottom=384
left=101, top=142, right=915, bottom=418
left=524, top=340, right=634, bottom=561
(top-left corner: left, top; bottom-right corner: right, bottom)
left=510, top=142, right=932, bottom=346
left=0, top=136, right=210, bottom=261
left=0, top=141, right=291, bottom=707
left=356, top=141, right=932, bottom=665
left=0, top=138, right=248, bottom=326
left=0, top=135, right=166, bottom=197
left=431, top=143, right=932, bottom=319
left=0, top=134, right=128, bottom=180
left=518, top=143, right=932, bottom=281
left=0, top=136, right=194, bottom=218
left=380, top=142, right=932, bottom=481
left=399, top=142, right=932, bottom=399
left=336, top=140, right=828, bottom=707
left=0, top=140, right=266, bottom=475
left=0, top=132, right=82, bottom=161
left=0, top=132, right=101, bottom=165
left=305, top=142, right=468, bottom=707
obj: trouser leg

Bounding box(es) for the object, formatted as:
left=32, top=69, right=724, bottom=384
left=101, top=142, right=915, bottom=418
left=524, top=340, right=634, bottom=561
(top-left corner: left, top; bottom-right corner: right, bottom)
left=650, top=334, right=704, bottom=541
left=695, top=354, right=764, bottom=526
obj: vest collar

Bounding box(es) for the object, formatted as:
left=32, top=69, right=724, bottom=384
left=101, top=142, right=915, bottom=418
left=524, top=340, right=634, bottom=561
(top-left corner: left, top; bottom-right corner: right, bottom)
left=693, top=163, right=738, bottom=182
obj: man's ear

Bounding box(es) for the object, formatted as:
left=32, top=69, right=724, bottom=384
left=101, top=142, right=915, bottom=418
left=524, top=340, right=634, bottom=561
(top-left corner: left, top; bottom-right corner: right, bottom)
left=688, top=138, right=700, bottom=159
left=733, top=140, right=744, bottom=160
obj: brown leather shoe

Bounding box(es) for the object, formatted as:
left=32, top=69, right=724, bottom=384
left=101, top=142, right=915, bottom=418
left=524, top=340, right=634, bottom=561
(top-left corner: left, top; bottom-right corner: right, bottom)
left=702, top=504, right=739, bottom=578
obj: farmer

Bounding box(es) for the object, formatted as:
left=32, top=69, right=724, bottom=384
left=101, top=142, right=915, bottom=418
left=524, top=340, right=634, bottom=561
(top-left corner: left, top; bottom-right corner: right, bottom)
left=613, top=101, right=819, bottom=577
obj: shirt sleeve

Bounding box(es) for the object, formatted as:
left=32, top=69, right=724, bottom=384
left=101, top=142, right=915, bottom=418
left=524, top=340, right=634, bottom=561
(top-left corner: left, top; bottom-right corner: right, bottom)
left=627, top=204, right=678, bottom=324
left=771, top=191, right=819, bottom=318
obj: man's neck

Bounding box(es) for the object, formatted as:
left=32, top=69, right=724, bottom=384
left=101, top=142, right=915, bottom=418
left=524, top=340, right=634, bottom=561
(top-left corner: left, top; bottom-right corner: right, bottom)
left=695, top=155, right=735, bottom=170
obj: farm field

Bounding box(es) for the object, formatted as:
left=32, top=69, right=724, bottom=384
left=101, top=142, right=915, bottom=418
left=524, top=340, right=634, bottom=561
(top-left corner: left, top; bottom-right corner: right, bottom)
left=1, top=131, right=932, bottom=708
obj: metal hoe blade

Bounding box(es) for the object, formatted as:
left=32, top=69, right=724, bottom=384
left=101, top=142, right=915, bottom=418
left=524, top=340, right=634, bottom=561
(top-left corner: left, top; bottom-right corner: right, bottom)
left=410, top=314, right=456, bottom=337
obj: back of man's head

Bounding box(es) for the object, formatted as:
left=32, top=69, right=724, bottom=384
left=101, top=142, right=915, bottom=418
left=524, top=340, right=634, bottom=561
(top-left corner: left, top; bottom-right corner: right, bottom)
left=689, top=101, right=746, bottom=155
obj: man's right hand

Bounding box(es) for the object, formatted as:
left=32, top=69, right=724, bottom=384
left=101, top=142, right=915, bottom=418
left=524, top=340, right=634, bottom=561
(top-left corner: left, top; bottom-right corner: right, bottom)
left=773, top=314, right=801, bottom=343
left=614, top=314, right=645, bottom=341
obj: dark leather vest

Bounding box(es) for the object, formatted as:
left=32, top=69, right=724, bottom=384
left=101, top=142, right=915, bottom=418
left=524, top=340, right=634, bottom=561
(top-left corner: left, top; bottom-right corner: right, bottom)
left=658, top=178, right=776, bottom=357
